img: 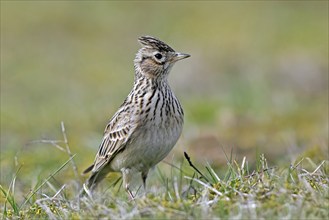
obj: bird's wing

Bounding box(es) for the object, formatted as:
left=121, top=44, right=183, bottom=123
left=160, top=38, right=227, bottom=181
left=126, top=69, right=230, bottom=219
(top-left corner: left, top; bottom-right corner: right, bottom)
left=87, top=108, right=138, bottom=173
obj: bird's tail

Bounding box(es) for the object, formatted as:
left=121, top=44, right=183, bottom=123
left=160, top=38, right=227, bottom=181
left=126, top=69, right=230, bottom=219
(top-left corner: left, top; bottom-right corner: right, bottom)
left=79, top=166, right=107, bottom=198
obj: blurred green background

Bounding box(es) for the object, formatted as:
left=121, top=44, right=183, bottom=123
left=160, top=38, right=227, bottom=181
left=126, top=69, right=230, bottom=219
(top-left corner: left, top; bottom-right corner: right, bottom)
left=1, top=1, right=328, bottom=185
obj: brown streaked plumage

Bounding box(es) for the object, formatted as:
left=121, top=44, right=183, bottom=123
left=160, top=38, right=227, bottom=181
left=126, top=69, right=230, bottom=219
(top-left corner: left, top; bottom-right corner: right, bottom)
left=82, top=36, right=190, bottom=198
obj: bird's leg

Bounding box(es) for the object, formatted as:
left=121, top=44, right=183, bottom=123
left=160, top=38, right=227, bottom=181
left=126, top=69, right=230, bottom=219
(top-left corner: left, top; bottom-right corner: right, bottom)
left=125, top=184, right=134, bottom=200
left=122, top=168, right=134, bottom=199
left=141, top=170, right=148, bottom=190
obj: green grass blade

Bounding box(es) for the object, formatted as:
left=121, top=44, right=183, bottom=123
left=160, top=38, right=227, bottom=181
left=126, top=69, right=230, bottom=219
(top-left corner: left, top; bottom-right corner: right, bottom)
left=20, top=154, right=76, bottom=209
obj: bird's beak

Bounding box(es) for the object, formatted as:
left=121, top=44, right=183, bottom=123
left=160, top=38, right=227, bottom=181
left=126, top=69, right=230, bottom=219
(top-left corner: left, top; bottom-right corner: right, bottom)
left=171, top=52, right=190, bottom=63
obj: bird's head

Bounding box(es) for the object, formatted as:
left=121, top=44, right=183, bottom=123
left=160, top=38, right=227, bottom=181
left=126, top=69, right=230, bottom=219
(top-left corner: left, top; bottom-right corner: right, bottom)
left=134, top=36, right=190, bottom=80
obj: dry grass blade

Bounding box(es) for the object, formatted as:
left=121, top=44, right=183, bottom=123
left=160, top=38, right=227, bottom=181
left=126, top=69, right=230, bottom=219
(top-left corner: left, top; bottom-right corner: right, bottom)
left=61, top=121, right=81, bottom=183
left=20, top=155, right=76, bottom=209
left=184, top=176, right=223, bottom=197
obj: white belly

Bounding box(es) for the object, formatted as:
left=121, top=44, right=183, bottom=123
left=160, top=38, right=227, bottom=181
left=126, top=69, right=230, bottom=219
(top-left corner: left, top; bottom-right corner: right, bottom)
left=109, top=122, right=183, bottom=172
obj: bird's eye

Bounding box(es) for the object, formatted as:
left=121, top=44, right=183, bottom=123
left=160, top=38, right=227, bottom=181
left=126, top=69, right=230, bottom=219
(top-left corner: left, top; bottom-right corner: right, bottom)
left=154, top=53, right=162, bottom=60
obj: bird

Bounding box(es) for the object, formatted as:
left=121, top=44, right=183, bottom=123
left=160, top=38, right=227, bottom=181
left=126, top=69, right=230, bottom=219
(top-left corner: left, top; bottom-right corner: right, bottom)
left=82, top=36, right=190, bottom=199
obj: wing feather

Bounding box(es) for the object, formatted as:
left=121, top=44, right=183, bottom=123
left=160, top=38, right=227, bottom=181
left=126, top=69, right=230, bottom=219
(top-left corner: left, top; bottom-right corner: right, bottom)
left=90, top=108, right=137, bottom=173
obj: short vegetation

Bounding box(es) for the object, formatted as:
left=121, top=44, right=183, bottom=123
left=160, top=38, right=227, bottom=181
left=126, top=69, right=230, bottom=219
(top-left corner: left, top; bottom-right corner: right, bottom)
left=1, top=2, right=328, bottom=220
left=1, top=125, right=328, bottom=219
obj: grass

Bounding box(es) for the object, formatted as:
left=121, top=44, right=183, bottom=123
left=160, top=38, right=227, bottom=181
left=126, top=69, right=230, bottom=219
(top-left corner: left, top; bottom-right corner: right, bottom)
left=1, top=2, right=328, bottom=219
left=1, top=124, right=328, bottom=219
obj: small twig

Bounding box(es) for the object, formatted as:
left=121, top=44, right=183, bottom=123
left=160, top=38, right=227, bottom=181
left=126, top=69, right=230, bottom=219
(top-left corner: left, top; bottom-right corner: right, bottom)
left=184, top=152, right=210, bottom=183
left=61, top=121, right=81, bottom=183
left=28, top=140, right=65, bottom=152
